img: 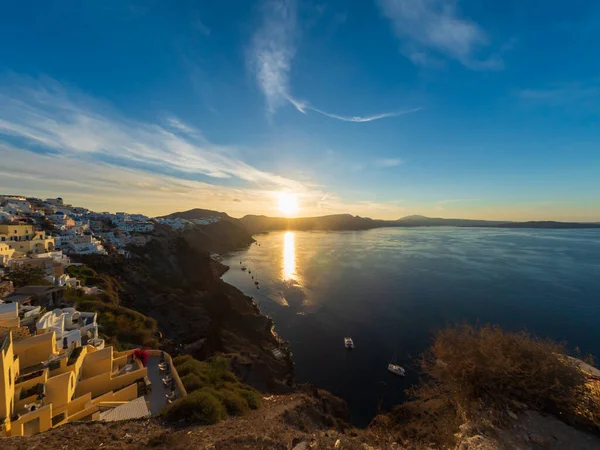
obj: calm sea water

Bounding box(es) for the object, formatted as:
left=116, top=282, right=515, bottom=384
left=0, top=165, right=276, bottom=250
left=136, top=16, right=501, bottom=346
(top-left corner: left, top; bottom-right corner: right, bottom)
left=221, top=227, right=600, bottom=425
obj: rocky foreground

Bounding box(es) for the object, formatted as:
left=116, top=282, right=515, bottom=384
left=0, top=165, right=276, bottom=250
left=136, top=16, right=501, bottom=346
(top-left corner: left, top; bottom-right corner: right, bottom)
left=4, top=391, right=600, bottom=450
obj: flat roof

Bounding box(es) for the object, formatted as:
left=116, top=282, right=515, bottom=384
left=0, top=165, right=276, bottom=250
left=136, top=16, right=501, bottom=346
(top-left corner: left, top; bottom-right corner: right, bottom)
left=99, top=397, right=150, bottom=422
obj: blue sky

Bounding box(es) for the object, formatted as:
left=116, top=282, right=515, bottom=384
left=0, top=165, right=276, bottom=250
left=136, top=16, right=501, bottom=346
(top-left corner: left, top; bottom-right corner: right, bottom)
left=0, top=0, right=599, bottom=220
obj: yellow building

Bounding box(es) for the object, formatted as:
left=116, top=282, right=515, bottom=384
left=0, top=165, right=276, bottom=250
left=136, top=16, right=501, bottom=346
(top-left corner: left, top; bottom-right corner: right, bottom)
left=0, top=326, right=149, bottom=436
left=0, top=225, right=54, bottom=255
left=0, top=243, right=15, bottom=266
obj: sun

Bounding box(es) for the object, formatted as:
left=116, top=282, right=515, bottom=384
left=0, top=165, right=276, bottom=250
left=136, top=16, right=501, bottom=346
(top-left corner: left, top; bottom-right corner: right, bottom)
left=277, top=192, right=299, bottom=216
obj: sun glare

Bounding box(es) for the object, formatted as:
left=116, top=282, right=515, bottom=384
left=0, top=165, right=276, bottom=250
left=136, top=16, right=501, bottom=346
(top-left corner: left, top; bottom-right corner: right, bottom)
left=277, top=192, right=299, bottom=216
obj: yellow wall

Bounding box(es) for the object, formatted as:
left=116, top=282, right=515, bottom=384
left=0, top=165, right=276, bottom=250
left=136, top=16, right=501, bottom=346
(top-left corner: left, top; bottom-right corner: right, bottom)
left=51, top=346, right=87, bottom=381
left=81, top=347, right=112, bottom=380
left=5, top=236, right=55, bottom=255
left=0, top=225, right=34, bottom=239
left=67, top=392, right=92, bottom=416
left=13, top=332, right=57, bottom=370
left=75, top=368, right=146, bottom=399
left=45, top=372, right=74, bottom=410
left=9, top=404, right=52, bottom=437
left=0, top=333, right=18, bottom=422
left=14, top=369, right=48, bottom=398
left=91, top=383, right=138, bottom=404
left=0, top=243, right=15, bottom=264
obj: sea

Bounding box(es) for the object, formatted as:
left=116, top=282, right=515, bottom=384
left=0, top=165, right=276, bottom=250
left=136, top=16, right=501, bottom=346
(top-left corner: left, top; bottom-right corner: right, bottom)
left=221, top=227, right=600, bottom=426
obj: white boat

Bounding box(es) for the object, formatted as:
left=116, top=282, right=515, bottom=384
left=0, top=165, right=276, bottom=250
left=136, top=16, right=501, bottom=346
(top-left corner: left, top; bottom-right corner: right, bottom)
left=388, top=363, right=406, bottom=376
left=344, top=337, right=354, bottom=349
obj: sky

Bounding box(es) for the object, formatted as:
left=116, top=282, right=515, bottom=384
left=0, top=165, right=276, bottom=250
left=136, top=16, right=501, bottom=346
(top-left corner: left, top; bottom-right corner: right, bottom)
left=0, top=0, right=599, bottom=221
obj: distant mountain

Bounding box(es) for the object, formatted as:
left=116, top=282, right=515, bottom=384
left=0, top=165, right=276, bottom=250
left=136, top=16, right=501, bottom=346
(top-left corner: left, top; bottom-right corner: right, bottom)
left=494, top=221, right=600, bottom=229
left=162, top=209, right=600, bottom=233
left=239, top=214, right=382, bottom=234
left=160, top=208, right=234, bottom=221
left=394, top=215, right=508, bottom=227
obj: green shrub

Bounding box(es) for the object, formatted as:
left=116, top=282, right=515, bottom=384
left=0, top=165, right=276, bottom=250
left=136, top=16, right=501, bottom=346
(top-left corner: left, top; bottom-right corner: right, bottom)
left=215, top=389, right=249, bottom=416
left=162, top=390, right=226, bottom=424
left=176, top=360, right=210, bottom=378
left=181, top=373, right=206, bottom=392
left=239, top=389, right=261, bottom=410
left=173, top=354, right=194, bottom=365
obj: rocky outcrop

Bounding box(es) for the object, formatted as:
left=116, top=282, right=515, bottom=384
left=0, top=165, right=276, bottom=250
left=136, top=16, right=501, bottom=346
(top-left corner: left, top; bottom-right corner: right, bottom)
left=455, top=409, right=600, bottom=450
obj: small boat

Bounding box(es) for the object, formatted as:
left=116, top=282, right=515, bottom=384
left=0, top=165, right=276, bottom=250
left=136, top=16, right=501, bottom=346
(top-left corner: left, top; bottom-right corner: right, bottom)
left=388, top=363, right=406, bottom=377
left=241, top=266, right=247, bottom=271
left=254, top=281, right=259, bottom=285
left=248, top=270, right=252, bottom=274
left=344, top=337, right=354, bottom=349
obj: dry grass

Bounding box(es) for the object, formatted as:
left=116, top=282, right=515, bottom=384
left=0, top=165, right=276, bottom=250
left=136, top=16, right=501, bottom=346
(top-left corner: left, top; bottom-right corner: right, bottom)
left=374, top=324, right=600, bottom=448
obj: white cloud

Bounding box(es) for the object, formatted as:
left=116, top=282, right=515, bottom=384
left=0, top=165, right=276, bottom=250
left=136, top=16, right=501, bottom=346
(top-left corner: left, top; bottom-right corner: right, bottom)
left=304, top=106, right=422, bottom=123
left=517, top=80, right=600, bottom=105
left=377, top=0, right=502, bottom=69
left=249, top=0, right=298, bottom=115
left=0, top=76, right=304, bottom=191
left=250, top=0, right=416, bottom=122
left=374, top=158, right=403, bottom=167
left=0, top=75, right=409, bottom=219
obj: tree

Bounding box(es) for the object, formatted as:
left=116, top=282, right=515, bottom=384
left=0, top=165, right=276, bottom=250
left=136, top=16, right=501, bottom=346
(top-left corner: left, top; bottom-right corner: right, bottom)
left=39, top=218, right=55, bottom=233
left=4, top=265, right=48, bottom=287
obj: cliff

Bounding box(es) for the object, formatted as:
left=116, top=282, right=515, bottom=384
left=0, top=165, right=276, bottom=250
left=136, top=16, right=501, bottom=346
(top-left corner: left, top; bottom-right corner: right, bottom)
left=78, top=223, right=291, bottom=392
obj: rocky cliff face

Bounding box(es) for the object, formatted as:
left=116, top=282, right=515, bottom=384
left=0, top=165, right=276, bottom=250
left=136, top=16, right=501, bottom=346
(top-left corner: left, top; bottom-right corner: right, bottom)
left=80, top=223, right=291, bottom=392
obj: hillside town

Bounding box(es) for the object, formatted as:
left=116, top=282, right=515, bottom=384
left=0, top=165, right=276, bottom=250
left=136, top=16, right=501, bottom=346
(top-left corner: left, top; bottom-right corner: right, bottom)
left=0, top=194, right=200, bottom=437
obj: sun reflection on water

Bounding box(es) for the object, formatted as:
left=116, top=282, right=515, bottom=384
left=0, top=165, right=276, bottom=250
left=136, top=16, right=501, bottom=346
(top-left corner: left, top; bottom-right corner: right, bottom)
left=283, top=231, right=297, bottom=281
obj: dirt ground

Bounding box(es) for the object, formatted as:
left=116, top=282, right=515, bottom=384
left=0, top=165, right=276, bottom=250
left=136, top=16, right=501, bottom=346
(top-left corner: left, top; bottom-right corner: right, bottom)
left=1, top=394, right=384, bottom=450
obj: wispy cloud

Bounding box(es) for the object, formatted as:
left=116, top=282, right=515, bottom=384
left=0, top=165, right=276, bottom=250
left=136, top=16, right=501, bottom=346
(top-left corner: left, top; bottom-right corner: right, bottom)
left=517, top=80, right=600, bottom=106
left=0, top=75, right=408, bottom=219
left=0, top=76, right=303, bottom=191
left=374, top=158, right=403, bottom=167
left=250, top=0, right=415, bottom=122
left=299, top=103, right=422, bottom=123
left=377, top=0, right=502, bottom=69
left=249, top=0, right=298, bottom=115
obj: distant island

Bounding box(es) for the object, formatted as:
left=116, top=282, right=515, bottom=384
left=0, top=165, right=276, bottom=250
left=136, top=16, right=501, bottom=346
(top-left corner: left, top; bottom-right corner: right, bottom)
left=164, top=209, right=600, bottom=233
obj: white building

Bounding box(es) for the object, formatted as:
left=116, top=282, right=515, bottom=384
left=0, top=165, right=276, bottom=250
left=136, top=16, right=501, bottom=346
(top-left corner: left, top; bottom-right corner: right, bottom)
left=36, top=307, right=103, bottom=349
left=55, top=235, right=106, bottom=255
left=2, top=199, right=32, bottom=214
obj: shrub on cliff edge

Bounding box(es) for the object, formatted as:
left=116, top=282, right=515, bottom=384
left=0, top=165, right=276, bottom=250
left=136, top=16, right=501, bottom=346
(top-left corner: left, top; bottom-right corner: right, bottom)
left=373, top=324, right=600, bottom=447
left=166, top=354, right=262, bottom=424
left=163, top=390, right=226, bottom=424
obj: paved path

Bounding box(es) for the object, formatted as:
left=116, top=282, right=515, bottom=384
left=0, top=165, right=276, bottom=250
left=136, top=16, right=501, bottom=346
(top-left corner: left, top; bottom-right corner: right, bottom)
left=145, top=356, right=180, bottom=415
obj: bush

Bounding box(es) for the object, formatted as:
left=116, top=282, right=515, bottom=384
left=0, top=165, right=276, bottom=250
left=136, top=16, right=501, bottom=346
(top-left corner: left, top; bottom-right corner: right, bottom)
left=173, top=354, right=194, bottom=365
left=167, top=354, right=262, bottom=421
left=176, top=360, right=210, bottom=378
left=163, top=390, right=226, bottom=424
left=239, top=389, right=262, bottom=410
left=181, top=373, right=206, bottom=392
left=381, top=324, right=600, bottom=448
left=215, top=389, right=249, bottom=416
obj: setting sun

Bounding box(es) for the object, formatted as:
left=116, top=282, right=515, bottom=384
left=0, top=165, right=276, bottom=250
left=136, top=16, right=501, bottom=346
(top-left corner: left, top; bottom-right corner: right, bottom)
left=277, top=192, right=299, bottom=216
